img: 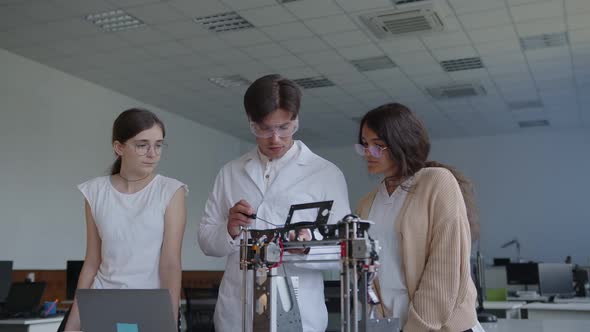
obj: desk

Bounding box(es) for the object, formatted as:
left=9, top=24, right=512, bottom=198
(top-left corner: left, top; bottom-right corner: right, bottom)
left=484, top=301, right=525, bottom=319
left=524, top=302, right=590, bottom=320
left=0, top=317, right=63, bottom=332
left=507, top=295, right=549, bottom=303
left=481, top=319, right=590, bottom=331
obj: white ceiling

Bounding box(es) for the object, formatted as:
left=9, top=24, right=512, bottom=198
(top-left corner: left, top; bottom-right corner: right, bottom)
left=1, top=0, right=589, bottom=146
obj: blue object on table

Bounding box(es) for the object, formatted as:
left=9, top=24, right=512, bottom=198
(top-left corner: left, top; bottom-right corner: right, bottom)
left=116, top=323, right=139, bottom=332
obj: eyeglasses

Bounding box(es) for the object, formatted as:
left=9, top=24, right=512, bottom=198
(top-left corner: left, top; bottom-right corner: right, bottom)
left=249, top=119, right=299, bottom=138
left=354, top=143, right=388, bottom=158
left=130, top=141, right=167, bottom=156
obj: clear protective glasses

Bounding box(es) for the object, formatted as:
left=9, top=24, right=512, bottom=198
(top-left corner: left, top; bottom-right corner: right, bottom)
left=354, top=143, right=388, bottom=158
left=131, top=141, right=167, bottom=156
left=249, top=118, right=299, bottom=138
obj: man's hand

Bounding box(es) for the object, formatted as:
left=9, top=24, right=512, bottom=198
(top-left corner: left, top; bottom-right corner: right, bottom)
left=227, top=200, right=255, bottom=239
left=286, top=228, right=312, bottom=254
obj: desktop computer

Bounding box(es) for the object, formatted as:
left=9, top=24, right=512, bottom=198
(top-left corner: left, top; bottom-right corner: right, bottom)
left=0, top=261, right=13, bottom=304
left=506, top=262, right=539, bottom=286
left=66, top=260, right=84, bottom=300
left=538, top=263, right=575, bottom=299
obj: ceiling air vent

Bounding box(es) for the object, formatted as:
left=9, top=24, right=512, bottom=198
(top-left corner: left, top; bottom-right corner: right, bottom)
left=360, top=2, right=444, bottom=39
left=293, top=76, right=335, bottom=89
left=440, top=57, right=484, bottom=72
left=427, top=82, right=486, bottom=99
left=520, top=32, right=568, bottom=50
left=507, top=99, right=543, bottom=110
left=350, top=56, right=397, bottom=72
left=518, top=119, right=550, bottom=128
left=194, top=12, right=254, bottom=33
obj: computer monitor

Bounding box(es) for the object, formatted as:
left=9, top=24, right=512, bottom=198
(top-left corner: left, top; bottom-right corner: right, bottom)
left=506, top=262, right=539, bottom=285
left=0, top=261, right=13, bottom=303
left=493, top=258, right=511, bottom=266
left=66, top=260, right=84, bottom=300
left=538, top=263, right=575, bottom=298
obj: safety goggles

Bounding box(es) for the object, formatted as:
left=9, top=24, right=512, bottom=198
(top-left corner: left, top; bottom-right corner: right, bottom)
left=354, top=143, right=388, bottom=158
left=249, top=119, right=299, bottom=138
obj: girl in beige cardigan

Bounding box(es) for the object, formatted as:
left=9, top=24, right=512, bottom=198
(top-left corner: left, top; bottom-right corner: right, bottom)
left=354, top=103, right=483, bottom=332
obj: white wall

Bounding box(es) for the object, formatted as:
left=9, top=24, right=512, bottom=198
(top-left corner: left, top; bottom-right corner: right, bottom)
left=0, top=49, right=238, bottom=270
left=315, top=130, right=590, bottom=265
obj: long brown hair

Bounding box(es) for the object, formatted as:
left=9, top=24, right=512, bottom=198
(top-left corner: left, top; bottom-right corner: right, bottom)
left=358, top=103, right=479, bottom=240
left=110, top=108, right=165, bottom=175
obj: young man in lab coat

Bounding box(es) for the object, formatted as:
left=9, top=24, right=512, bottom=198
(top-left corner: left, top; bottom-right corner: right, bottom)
left=198, top=74, right=350, bottom=332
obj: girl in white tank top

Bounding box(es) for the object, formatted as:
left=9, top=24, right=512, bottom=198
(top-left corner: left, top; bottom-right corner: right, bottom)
left=62, top=109, right=188, bottom=331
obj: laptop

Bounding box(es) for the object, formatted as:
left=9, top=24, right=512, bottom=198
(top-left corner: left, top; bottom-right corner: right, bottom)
left=0, top=282, right=46, bottom=319
left=77, top=289, right=176, bottom=332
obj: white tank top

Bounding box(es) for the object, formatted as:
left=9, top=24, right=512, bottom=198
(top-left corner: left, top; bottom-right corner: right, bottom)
left=78, top=174, right=188, bottom=290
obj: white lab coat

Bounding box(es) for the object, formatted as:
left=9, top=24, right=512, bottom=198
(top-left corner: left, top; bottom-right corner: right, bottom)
left=198, top=141, right=350, bottom=332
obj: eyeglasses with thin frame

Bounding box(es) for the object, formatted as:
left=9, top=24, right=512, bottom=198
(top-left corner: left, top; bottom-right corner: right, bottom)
left=128, top=141, right=167, bottom=156
left=249, top=119, right=299, bottom=138
left=354, top=143, right=388, bottom=158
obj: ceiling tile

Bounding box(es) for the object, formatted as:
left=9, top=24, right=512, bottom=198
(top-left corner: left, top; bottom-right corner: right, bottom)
left=298, top=50, right=343, bottom=65
left=431, top=45, right=478, bottom=61
left=286, top=0, right=344, bottom=19
left=334, top=0, right=392, bottom=12
left=261, top=54, right=306, bottom=70
left=168, top=0, right=229, bottom=17
left=154, top=20, right=210, bottom=39
left=448, top=0, right=506, bottom=15
left=242, top=42, right=291, bottom=58
left=565, top=0, right=590, bottom=15
left=469, top=25, right=519, bottom=45
left=125, top=3, right=185, bottom=24
left=475, top=39, right=522, bottom=55
left=421, top=30, right=472, bottom=50
left=379, top=37, right=427, bottom=57
left=180, top=35, right=231, bottom=52
left=260, top=21, right=315, bottom=41
left=322, top=30, right=372, bottom=48
left=239, top=5, right=298, bottom=27
left=220, top=29, right=272, bottom=47
left=509, top=0, right=564, bottom=22
left=458, top=8, right=512, bottom=30
left=221, top=0, right=276, bottom=11
left=142, top=40, right=194, bottom=58
left=116, top=26, right=172, bottom=45
left=304, top=15, right=358, bottom=35
left=281, top=36, right=331, bottom=54
left=338, top=43, right=383, bottom=60
left=515, top=16, right=566, bottom=36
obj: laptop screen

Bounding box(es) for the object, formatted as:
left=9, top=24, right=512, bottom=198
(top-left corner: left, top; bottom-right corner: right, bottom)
left=4, top=282, right=46, bottom=314
left=0, top=261, right=12, bottom=303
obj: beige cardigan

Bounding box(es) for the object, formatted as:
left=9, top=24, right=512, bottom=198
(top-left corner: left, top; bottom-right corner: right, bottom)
left=356, top=167, right=477, bottom=332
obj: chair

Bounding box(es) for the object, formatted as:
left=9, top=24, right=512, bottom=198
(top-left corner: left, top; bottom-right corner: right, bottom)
left=183, top=287, right=218, bottom=332
left=486, top=288, right=508, bottom=301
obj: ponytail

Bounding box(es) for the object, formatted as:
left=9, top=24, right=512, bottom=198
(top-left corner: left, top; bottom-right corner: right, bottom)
left=425, top=161, right=479, bottom=241
left=110, top=156, right=122, bottom=175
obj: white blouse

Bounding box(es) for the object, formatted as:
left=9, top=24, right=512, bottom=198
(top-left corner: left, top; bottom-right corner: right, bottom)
left=78, top=174, right=188, bottom=290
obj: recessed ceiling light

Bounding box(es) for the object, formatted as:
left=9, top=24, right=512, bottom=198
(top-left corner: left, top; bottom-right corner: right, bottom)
left=85, top=9, right=145, bottom=32
left=427, top=82, right=486, bottom=99
left=507, top=99, right=544, bottom=110
left=520, top=32, right=569, bottom=51
left=293, top=76, right=335, bottom=89
left=209, top=75, right=251, bottom=88
left=194, top=12, right=254, bottom=33
left=440, top=57, right=484, bottom=72
left=350, top=56, right=397, bottom=72
left=518, top=119, right=550, bottom=128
